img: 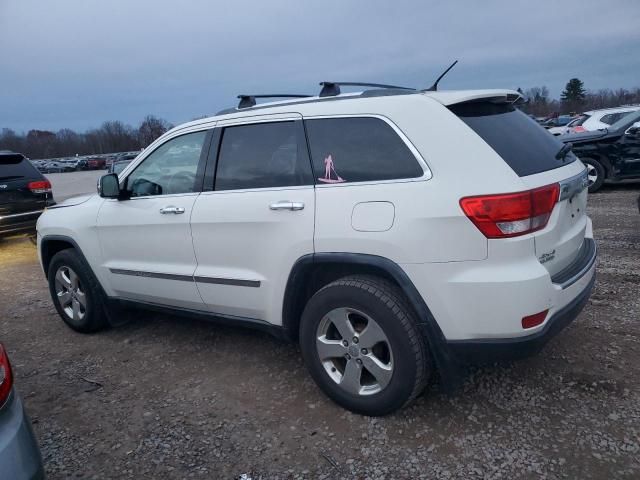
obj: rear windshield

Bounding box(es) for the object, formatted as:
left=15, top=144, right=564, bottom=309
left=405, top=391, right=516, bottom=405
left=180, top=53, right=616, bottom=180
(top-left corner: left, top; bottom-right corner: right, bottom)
left=0, top=154, right=39, bottom=180
left=449, top=102, right=576, bottom=177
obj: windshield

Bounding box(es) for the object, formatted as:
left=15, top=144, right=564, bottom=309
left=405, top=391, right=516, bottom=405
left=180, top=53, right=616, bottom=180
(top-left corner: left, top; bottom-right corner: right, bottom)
left=609, top=110, right=640, bottom=131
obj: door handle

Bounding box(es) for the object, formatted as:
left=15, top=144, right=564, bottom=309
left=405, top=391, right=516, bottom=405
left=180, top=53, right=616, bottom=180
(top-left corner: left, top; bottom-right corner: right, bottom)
left=159, top=206, right=185, bottom=214
left=269, top=201, right=305, bottom=211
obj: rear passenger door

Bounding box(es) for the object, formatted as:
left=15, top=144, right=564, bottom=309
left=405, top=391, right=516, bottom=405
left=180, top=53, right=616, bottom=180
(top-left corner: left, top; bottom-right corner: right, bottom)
left=191, top=114, right=315, bottom=324
left=304, top=115, right=431, bottom=261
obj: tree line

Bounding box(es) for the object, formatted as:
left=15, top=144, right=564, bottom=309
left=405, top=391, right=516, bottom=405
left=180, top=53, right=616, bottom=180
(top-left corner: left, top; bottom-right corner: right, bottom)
left=3, top=80, right=640, bottom=159
left=0, top=115, right=172, bottom=160
left=519, top=79, right=640, bottom=117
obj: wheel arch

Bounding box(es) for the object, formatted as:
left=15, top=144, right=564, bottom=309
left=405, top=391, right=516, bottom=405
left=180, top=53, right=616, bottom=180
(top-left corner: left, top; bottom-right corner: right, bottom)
left=281, top=253, right=460, bottom=385
left=40, top=235, right=90, bottom=279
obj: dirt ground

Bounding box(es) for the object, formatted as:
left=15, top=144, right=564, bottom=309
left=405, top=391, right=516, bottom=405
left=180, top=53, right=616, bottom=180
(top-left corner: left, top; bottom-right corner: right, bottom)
left=0, top=183, right=639, bottom=479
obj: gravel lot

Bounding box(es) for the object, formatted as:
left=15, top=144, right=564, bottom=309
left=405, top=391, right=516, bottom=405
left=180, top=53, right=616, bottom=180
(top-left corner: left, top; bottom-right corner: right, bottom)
left=0, top=179, right=639, bottom=479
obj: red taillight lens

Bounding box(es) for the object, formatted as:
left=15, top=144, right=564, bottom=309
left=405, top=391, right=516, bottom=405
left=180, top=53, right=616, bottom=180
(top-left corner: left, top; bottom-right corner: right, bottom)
left=460, top=183, right=560, bottom=238
left=27, top=180, right=52, bottom=194
left=522, top=310, right=548, bottom=329
left=572, top=126, right=586, bottom=133
left=0, top=344, right=13, bottom=406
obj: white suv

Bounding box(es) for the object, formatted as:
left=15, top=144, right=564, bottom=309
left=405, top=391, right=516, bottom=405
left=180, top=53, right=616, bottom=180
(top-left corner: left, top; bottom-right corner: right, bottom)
left=570, top=106, right=640, bottom=133
left=37, top=85, right=596, bottom=415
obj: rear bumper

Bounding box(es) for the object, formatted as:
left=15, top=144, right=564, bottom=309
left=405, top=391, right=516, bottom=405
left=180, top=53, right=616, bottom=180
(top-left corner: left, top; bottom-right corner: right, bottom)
left=446, top=270, right=595, bottom=364
left=0, top=392, right=45, bottom=480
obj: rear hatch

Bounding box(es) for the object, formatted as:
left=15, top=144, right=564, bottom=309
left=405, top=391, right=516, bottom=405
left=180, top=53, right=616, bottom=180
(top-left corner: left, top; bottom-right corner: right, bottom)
left=0, top=153, right=50, bottom=216
left=450, top=101, right=589, bottom=277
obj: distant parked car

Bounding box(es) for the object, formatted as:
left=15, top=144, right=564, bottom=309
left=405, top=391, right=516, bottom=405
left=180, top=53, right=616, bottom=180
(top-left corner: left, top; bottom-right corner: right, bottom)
left=42, top=161, right=66, bottom=173
left=0, top=151, right=55, bottom=239
left=0, top=343, right=45, bottom=479
left=108, top=160, right=133, bottom=175
left=562, top=111, right=640, bottom=192
left=87, top=157, right=107, bottom=169
left=541, top=115, right=575, bottom=129
left=548, top=115, right=587, bottom=136
left=569, top=107, right=640, bottom=134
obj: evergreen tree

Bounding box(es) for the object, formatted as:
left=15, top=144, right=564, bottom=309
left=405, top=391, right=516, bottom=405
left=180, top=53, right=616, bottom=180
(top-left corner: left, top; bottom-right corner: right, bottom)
left=561, top=78, right=586, bottom=104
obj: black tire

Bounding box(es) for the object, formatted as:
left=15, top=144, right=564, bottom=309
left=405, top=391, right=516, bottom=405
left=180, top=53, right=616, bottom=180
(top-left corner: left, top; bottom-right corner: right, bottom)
left=47, top=248, right=109, bottom=333
left=583, top=158, right=605, bottom=193
left=299, top=275, right=431, bottom=416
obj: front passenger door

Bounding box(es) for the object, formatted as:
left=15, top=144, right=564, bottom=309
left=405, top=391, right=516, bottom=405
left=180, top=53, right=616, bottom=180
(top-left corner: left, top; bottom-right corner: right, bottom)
left=96, top=129, right=210, bottom=309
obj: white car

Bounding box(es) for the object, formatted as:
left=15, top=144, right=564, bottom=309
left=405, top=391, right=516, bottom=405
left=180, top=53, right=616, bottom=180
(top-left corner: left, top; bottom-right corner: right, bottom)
left=570, top=106, right=640, bottom=134
left=37, top=85, right=596, bottom=415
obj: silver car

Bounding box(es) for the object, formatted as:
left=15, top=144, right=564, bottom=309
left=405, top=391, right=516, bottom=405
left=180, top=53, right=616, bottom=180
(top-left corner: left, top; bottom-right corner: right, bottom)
left=0, top=343, right=44, bottom=479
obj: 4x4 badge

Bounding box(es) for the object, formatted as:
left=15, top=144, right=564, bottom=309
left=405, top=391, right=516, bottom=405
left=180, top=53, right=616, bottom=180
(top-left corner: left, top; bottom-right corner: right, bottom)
left=539, top=250, right=556, bottom=264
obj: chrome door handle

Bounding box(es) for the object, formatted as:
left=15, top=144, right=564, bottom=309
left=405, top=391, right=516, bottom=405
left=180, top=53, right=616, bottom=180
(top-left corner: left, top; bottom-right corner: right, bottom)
left=159, top=206, right=185, bottom=214
left=269, top=201, right=305, bottom=211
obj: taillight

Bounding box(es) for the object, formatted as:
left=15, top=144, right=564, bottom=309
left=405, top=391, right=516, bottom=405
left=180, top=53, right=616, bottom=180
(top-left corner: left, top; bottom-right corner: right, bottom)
left=0, top=343, right=13, bottom=406
left=460, top=183, right=560, bottom=238
left=27, top=180, right=52, bottom=194
left=572, top=126, right=586, bottom=133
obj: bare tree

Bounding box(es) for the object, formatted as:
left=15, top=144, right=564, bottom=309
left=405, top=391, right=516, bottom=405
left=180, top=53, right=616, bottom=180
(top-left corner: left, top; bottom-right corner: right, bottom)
left=138, top=115, right=171, bottom=147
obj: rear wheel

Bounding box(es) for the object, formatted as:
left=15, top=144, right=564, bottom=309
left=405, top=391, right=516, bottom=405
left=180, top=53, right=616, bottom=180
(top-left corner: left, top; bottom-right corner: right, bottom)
left=48, top=249, right=109, bottom=333
left=300, top=275, right=431, bottom=415
left=583, top=158, right=605, bottom=193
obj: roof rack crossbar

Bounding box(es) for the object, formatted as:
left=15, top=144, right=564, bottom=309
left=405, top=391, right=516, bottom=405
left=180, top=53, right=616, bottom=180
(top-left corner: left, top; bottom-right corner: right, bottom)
left=319, top=82, right=415, bottom=97
left=237, top=94, right=312, bottom=109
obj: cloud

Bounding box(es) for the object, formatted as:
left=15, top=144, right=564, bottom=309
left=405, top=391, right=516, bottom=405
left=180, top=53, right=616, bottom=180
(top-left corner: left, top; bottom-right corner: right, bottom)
left=1, top=0, right=639, bottom=131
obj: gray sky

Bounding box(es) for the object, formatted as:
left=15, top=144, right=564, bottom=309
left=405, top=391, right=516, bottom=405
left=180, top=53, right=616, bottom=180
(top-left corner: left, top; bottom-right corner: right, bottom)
left=1, top=0, right=639, bottom=132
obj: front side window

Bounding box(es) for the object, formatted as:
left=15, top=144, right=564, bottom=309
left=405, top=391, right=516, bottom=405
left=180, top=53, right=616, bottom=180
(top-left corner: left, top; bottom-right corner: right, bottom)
left=126, top=131, right=207, bottom=197
left=215, top=121, right=312, bottom=191
left=304, top=117, right=423, bottom=184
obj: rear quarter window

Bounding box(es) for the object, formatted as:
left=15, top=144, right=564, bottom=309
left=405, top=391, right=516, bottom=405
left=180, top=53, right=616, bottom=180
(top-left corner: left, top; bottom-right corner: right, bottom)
left=304, top=117, right=423, bottom=184
left=449, top=102, right=576, bottom=177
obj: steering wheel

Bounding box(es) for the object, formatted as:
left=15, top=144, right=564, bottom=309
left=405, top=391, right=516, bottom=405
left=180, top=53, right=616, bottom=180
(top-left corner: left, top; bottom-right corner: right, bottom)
left=166, top=171, right=195, bottom=194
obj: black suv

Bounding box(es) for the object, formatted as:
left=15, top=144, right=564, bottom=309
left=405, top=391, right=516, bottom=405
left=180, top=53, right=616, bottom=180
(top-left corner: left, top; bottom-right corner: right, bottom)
left=0, top=151, right=55, bottom=239
left=562, top=111, right=640, bottom=192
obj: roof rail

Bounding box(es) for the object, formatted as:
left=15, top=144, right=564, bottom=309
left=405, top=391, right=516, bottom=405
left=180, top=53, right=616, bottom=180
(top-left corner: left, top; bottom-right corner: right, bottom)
left=237, top=94, right=311, bottom=109
left=318, top=82, right=415, bottom=98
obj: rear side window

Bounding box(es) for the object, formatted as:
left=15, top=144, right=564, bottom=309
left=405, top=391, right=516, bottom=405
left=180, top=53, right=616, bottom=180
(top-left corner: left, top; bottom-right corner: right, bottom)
left=215, top=122, right=312, bottom=191
left=449, top=103, right=575, bottom=177
left=0, top=154, right=39, bottom=180
left=304, top=117, right=423, bottom=184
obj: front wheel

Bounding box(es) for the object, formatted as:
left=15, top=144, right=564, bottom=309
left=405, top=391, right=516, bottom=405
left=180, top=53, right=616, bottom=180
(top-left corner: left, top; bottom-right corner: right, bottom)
left=299, top=275, right=431, bottom=416
left=583, top=158, right=605, bottom=193
left=48, top=249, right=109, bottom=333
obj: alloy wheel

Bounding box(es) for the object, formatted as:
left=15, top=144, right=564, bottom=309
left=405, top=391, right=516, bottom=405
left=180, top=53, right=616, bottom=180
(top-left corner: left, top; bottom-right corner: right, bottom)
left=316, top=307, right=393, bottom=396
left=54, top=265, right=87, bottom=322
left=586, top=163, right=598, bottom=186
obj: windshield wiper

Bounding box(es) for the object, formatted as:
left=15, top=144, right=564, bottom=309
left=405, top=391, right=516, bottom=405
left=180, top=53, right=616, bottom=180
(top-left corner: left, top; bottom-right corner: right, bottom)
left=556, top=142, right=573, bottom=161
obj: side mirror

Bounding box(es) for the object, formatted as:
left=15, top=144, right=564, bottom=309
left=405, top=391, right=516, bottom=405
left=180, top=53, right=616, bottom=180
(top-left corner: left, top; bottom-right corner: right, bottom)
left=625, top=122, right=640, bottom=136
left=97, top=173, right=121, bottom=198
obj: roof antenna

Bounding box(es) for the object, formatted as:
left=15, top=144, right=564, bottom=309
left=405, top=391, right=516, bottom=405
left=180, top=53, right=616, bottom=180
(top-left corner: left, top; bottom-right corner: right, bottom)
left=423, top=60, right=458, bottom=92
